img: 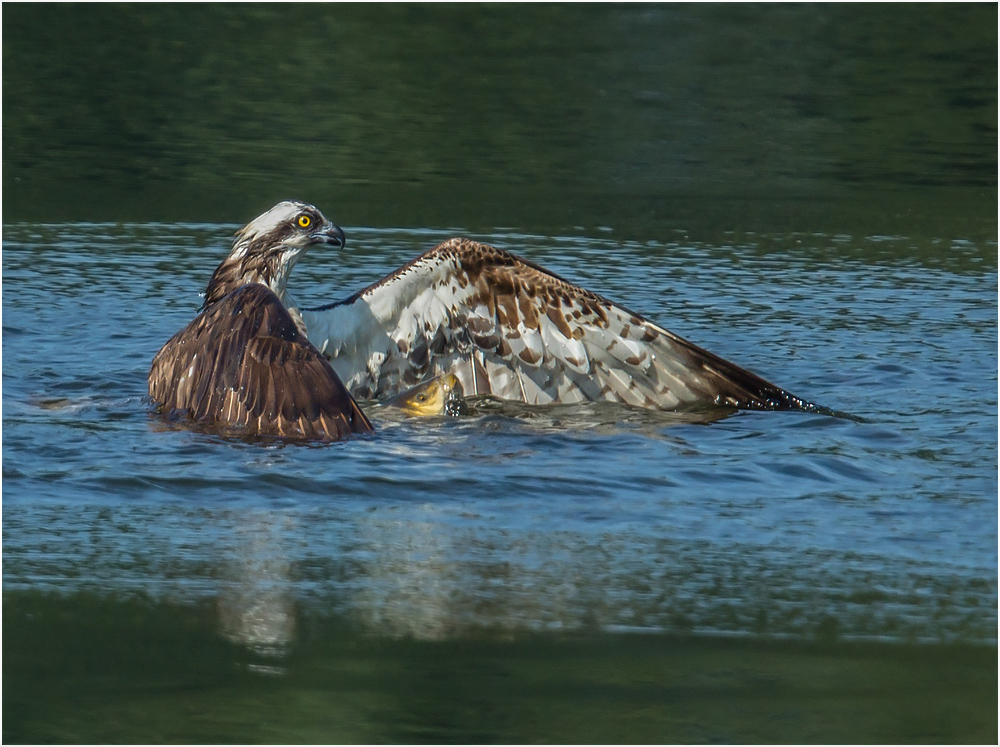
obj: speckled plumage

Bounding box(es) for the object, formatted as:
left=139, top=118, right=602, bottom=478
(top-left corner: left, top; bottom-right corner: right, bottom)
left=148, top=201, right=372, bottom=440
left=300, top=238, right=823, bottom=412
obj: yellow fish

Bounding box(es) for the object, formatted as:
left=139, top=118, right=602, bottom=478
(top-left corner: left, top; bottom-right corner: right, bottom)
left=384, top=374, right=468, bottom=417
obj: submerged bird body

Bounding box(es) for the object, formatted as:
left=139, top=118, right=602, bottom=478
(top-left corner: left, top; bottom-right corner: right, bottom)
left=150, top=199, right=825, bottom=437
left=148, top=201, right=373, bottom=440
left=299, top=238, right=824, bottom=413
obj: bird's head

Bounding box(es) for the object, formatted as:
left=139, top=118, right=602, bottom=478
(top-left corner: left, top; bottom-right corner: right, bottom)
left=203, top=200, right=345, bottom=309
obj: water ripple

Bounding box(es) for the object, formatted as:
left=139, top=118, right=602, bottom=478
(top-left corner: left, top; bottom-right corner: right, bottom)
left=2, top=224, right=996, bottom=645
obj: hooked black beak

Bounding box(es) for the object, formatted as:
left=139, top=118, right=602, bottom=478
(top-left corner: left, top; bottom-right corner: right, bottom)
left=312, top=222, right=345, bottom=248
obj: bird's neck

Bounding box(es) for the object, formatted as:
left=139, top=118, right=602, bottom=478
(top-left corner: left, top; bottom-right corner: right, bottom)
left=202, top=251, right=294, bottom=310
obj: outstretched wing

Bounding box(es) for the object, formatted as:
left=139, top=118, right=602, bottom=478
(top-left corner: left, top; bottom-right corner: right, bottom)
left=299, top=239, right=820, bottom=411
left=149, top=283, right=373, bottom=440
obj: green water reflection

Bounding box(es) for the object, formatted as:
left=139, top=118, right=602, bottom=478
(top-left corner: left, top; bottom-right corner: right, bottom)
left=3, top=4, right=996, bottom=239
left=3, top=4, right=997, bottom=744
left=4, top=592, right=996, bottom=744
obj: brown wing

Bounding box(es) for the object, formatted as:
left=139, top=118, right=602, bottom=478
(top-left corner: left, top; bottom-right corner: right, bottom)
left=149, top=283, right=373, bottom=440
left=300, top=239, right=828, bottom=413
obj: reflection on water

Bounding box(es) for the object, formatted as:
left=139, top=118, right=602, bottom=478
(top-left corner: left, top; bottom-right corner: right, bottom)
left=4, top=486, right=997, bottom=742
left=354, top=507, right=461, bottom=641
left=3, top=4, right=996, bottom=239
left=4, top=494, right=995, bottom=650
left=5, top=587, right=996, bottom=744
left=216, top=511, right=297, bottom=670
left=2, top=2, right=996, bottom=741
left=3, top=221, right=996, bottom=741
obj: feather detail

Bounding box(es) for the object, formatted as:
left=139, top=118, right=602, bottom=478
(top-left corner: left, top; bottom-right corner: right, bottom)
left=299, top=238, right=823, bottom=411
left=149, top=284, right=373, bottom=440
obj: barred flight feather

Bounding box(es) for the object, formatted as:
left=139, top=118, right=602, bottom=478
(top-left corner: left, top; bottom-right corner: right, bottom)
left=148, top=201, right=372, bottom=441
left=149, top=284, right=373, bottom=440
left=299, top=238, right=826, bottom=413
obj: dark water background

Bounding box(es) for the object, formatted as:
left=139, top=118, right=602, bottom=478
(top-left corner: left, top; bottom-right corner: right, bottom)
left=3, top=4, right=997, bottom=743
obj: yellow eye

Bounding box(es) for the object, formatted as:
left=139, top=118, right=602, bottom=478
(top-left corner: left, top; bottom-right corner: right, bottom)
left=297, top=214, right=312, bottom=229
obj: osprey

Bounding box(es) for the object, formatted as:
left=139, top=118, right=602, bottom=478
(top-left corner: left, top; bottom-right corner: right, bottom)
left=296, top=234, right=825, bottom=413
left=148, top=201, right=373, bottom=440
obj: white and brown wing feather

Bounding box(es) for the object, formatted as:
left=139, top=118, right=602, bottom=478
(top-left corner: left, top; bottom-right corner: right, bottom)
left=149, top=283, right=373, bottom=439
left=300, top=239, right=820, bottom=411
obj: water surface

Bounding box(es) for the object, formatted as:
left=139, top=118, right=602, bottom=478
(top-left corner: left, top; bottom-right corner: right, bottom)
left=4, top=224, right=996, bottom=742
left=3, top=3, right=997, bottom=743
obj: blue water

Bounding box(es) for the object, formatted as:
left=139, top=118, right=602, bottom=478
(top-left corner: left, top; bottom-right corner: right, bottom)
left=3, top=223, right=996, bottom=646
left=3, top=3, right=997, bottom=741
